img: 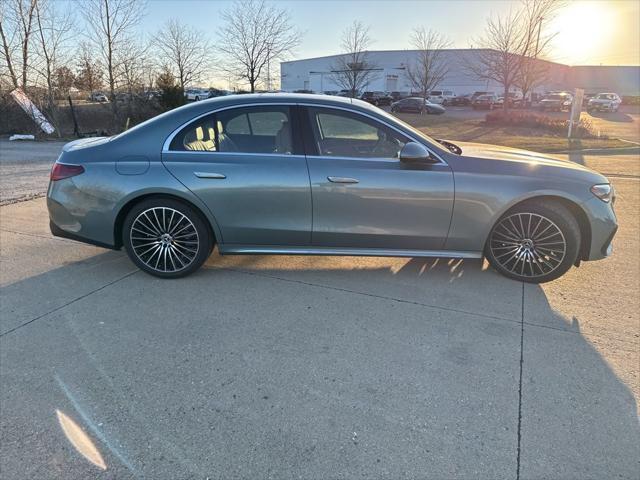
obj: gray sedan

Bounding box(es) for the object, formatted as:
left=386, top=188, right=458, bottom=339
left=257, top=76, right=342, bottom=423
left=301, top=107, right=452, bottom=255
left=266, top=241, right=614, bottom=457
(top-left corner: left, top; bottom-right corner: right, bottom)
left=47, top=94, right=617, bottom=283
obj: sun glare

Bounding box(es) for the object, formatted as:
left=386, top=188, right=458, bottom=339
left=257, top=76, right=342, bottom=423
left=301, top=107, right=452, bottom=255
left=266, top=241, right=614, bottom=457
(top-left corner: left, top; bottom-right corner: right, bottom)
left=549, top=1, right=614, bottom=64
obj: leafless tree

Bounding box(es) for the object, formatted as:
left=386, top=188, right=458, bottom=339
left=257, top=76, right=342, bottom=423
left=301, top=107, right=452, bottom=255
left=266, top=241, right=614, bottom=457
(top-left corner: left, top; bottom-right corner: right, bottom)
left=0, top=0, right=38, bottom=90
left=470, top=0, right=565, bottom=109
left=467, top=9, right=525, bottom=109
left=515, top=0, right=564, bottom=103
left=33, top=0, right=74, bottom=135
left=75, top=42, right=104, bottom=97
left=405, top=27, right=451, bottom=108
left=153, top=19, right=211, bottom=92
left=330, top=21, right=378, bottom=97
left=218, top=0, right=300, bottom=93
left=81, top=0, right=146, bottom=123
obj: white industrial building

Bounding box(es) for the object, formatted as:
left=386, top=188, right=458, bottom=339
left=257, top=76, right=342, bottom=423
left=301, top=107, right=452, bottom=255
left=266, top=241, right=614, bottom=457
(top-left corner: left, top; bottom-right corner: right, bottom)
left=281, top=49, right=640, bottom=97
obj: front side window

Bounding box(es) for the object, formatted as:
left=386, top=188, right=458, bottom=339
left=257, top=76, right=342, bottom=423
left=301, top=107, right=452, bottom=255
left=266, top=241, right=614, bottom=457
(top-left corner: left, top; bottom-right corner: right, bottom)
left=169, top=106, right=293, bottom=154
left=308, top=107, right=407, bottom=159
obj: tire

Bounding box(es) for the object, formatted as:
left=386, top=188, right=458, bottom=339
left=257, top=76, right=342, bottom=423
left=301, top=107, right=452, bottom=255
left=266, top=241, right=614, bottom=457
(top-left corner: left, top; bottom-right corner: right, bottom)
left=485, top=200, right=580, bottom=283
left=122, top=198, right=213, bottom=279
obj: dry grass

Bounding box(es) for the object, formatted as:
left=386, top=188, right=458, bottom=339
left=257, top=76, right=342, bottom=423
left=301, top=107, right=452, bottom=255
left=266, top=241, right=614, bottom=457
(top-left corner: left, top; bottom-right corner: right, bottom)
left=395, top=113, right=630, bottom=152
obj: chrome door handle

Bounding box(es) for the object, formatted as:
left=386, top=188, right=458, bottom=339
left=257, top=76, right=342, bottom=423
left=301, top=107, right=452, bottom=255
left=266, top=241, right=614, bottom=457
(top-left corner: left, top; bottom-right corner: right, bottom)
left=194, top=172, right=226, bottom=179
left=327, top=176, right=359, bottom=184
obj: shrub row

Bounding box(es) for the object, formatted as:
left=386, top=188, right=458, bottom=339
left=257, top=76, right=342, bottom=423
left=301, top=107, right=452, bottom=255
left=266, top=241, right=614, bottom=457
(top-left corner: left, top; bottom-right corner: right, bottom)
left=484, top=110, right=601, bottom=138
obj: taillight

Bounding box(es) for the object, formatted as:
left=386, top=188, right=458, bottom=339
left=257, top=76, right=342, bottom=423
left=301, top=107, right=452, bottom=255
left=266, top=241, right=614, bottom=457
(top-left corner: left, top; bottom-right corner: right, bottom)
left=50, top=163, right=84, bottom=181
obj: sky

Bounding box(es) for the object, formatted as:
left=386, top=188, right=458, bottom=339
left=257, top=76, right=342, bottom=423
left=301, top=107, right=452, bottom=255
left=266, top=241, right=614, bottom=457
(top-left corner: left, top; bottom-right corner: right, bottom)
left=137, top=0, right=640, bottom=66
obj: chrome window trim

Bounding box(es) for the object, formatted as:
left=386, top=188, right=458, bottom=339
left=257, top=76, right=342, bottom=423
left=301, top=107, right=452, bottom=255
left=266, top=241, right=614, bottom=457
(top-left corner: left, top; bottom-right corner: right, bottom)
left=163, top=151, right=306, bottom=159
left=161, top=101, right=448, bottom=166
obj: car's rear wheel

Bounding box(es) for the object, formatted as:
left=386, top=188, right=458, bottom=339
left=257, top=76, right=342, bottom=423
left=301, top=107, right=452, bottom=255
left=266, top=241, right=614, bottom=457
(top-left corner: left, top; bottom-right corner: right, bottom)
left=485, top=201, right=580, bottom=283
left=123, top=198, right=213, bottom=278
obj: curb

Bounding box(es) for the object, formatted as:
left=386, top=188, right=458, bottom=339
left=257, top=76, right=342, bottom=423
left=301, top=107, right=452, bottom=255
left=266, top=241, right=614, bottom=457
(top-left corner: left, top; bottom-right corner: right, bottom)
left=548, top=146, right=640, bottom=155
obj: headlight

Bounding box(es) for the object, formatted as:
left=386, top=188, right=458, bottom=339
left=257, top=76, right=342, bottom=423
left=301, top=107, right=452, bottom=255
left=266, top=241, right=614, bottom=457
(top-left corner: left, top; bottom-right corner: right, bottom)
left=591, top=184, right=613, bottom=203
left=563, top=101, right=571, bottom=106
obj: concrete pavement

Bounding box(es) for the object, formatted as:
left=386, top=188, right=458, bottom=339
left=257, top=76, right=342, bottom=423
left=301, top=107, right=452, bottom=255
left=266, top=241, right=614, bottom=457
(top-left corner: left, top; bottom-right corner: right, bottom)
left=1, top=160, right=638, bottom=479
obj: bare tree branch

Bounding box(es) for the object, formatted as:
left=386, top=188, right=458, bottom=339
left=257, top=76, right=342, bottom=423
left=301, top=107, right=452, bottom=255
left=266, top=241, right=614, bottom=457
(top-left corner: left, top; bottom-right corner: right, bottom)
left=153, top=19, right=212, bottom=92
left=33, top=0, right=74, bottom=135
left=80, top=0, right=146, bottom=124
left=405, top=27, right=451, bottom=107
left=218, top=0, right=300, bottom=93
left=330, top=21, right=378, bottom=97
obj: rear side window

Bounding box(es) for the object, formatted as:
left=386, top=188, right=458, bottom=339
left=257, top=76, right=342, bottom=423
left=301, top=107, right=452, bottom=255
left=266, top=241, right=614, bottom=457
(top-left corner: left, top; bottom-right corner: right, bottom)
left=169, top=106, right=293, bottom=155
left=170, top=114, right=217, bottom=152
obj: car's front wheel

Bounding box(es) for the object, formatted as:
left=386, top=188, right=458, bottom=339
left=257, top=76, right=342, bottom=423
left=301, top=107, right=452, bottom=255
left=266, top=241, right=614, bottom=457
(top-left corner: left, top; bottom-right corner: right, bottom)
left=485, top=201, right=580, bottom=283
left=123, top=198, right=213, bottom=278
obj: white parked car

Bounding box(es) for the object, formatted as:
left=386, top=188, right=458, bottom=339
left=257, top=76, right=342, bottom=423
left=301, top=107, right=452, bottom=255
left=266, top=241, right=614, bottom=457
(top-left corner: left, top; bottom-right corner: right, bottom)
left=184, top=88, right=211, bottom=101
left=587, top=93, right=622, bottom=113
left=89, top=92, right=108, bottom=103
left=428, top=90, right=456, bottom=105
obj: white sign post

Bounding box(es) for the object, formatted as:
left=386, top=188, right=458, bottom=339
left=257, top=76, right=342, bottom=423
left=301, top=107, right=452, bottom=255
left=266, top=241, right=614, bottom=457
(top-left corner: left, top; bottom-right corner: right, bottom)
left=10, top=88, right=55, bottom=135
left=568, top=88, right=584, bottom=139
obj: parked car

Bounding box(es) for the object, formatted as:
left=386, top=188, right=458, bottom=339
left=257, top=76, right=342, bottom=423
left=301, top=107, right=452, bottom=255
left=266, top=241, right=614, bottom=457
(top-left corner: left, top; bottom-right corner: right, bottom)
left=360, top=91, right=393, bottom=106
left=145, top=90, right=162, bottom=100
left=582, top=93, right=597, bottom=106
left=470, top=91, right=495, bottom=102
left=88, top=92, right=108, bottom=103
left=428, top=90, right=456, bottom=105
left=450, top=94, right=472, bottom=106
left=116, top=92, right=134, bottom=103
left=472, top=94, right=498, bottom=110
left=587, top=93, right=622, bottom=113
left=47, top=93, right=617, bottom=283
left=184, top=88, right=211, bottom=101
left=390, top=97, right=445, bottom=114
left=539, top=93, right=573, bottom=112
left=389, top=91, right=409, bottom=102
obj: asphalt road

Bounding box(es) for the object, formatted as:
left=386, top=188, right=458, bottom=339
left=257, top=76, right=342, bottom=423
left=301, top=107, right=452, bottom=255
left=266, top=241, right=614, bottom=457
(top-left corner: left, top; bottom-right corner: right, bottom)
left=0, top=139, right=66, bottom=205
left=1, top=144, right=639, bottom=478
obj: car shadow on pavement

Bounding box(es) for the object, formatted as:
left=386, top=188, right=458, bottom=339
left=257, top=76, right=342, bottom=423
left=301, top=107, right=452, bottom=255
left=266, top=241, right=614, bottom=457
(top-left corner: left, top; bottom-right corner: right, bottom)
left=1, top=251, right=638, bottom=477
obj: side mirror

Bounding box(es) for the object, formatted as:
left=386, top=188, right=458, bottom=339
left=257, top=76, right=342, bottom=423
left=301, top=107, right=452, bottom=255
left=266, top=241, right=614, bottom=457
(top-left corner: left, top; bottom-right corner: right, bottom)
left=399, top=142, right=434, bottom=163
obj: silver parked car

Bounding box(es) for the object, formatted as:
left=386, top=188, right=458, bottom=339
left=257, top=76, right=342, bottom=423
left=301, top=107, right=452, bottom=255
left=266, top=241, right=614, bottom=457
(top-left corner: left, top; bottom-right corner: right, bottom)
left=48, top=94, right=617, bottom=282
left=587, top=93, right=622, bottom=113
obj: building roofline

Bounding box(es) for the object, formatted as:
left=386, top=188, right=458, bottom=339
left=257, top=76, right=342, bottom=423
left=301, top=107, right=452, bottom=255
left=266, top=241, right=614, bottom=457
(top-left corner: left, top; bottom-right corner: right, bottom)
left=282, top=48, right=571, bottom=68
left=281, top=48, right=503, bottom=64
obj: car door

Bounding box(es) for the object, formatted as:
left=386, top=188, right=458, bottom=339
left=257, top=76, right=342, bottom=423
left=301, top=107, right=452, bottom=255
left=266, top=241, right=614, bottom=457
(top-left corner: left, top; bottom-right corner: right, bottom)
left=302, top=106, right=454, bottom=250
left=162, top=104, right=312, bottom=246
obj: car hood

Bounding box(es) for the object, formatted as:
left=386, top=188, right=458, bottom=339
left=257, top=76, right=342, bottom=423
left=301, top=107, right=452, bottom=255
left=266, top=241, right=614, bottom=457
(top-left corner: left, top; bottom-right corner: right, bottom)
left=453, top=141, right=593, bottom=172
left=62, top=136, right=111, bottom=152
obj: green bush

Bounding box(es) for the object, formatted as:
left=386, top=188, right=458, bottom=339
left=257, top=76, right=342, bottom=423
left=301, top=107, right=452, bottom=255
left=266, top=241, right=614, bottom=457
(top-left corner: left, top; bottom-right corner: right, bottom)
left=484, top=110, right=600, bottom=138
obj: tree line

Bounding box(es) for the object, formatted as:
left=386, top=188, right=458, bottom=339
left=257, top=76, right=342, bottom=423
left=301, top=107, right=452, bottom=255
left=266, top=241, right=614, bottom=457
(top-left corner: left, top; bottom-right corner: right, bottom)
left=0, top=0, right=562, bottom=135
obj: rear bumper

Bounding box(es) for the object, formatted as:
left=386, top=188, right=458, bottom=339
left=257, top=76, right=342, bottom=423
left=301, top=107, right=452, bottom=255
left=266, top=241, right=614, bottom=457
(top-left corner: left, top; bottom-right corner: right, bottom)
left=47, top=179, right=118, bottom=249
left=49, top=219, right=117, bottom=250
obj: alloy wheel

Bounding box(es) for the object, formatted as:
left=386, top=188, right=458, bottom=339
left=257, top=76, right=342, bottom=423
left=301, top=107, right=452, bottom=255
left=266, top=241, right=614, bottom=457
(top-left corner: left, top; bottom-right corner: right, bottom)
left=489, top=212, right=567, bottom=278
left=129, top=207, right=200, bottom=273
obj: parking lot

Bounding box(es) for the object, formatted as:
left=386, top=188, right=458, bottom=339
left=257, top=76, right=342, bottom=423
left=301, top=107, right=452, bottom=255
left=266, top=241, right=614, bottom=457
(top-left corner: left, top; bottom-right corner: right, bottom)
left=1, top=119, right=639, bottom=478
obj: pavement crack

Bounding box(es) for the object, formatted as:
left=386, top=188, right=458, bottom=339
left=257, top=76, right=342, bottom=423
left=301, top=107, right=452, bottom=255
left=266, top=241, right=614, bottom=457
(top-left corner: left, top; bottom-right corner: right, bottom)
left=516, top=282, right=525, bottom=480
left=0, top=270, right=138, bottom=337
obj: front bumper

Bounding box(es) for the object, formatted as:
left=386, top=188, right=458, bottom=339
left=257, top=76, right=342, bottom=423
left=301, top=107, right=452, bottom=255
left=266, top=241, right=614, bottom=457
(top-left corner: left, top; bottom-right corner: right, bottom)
left=581, top=196, right=618, bottom=261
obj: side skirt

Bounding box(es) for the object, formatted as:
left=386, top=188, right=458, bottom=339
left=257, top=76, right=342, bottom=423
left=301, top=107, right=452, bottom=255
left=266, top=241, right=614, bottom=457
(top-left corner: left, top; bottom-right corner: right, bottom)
left=219, top=245, right=482, bottom=259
